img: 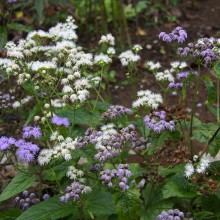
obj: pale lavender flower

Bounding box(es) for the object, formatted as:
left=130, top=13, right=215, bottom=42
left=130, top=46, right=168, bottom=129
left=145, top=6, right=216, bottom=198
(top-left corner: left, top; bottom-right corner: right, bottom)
left=0, top=136, right=16, bottom=150
left=51, top=115, right=70, bottom=127
left=144, top=111, right=175, bottom=133
left=101, top=105, right=132, bottom=120
left=22, top=126, right=42, bottom=139
left=8, top=0, right=17, bottom=3
left=159, top=27, right=187, bottom=43
left=156, top=209, right=184, bottom=220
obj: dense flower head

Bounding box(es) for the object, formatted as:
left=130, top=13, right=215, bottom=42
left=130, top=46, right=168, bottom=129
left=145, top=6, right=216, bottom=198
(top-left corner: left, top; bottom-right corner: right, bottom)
left=99, top=33, right=115, bottom=46
left=132, top=90, right=163, bottom=109
left=100, top=164, right=131, bottom=190
left=66, top=166, right=85, bottom=183
left=119, top=50, right=140, bottom=66
left=22, top=126, right=42, bottom=139
left=0, top=93, right=15, bottom=109
left=38, top=137, right=77, bottom=165
left=0, top=136, right=39, bottom=162
left=177, top=37, right=219, bottom=65
left=101, top=105, right=132, bottom=120
left=131, top=137, right=151, bottom=153
left=60, top=181, right=92, bottom=202
left=155, top=70, right=174, bottom=82
left=159, top=26, right=187, bottom=43
left=146, top=61, right=161, bottom=71
left=156, top=209, right=184, bottom=220
left=51, top=115, right=70, bottom=127
left=15, top=190, right=49, bottom=211
left=144, top=110, right=175, bottom=133
left=94, top=53, right=112, bottom=65
left=184, top=163, right=195, bottom=178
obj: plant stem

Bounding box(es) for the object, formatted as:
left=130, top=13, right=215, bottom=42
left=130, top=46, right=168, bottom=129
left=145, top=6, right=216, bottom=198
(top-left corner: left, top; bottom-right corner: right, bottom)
left=217, top=79, right=219, bottom=122
left=189, top=64, right=201, bottom=160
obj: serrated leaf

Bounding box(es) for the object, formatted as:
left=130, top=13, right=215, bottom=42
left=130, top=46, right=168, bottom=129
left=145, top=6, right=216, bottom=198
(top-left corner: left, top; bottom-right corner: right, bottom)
left=114, top=189, right=142, bottom=220
left=0, top=27, right=7, bottom=49
left=7, top=23, right=32, bottom=32
left=162, top=176, right=197, bottom=199
left=0, top=172, right=35, bottom=202
left=86, top=190, right=115, bottom=216
left=0, top=208, right=22, bottom=220
left=203, top=75, right=216, bottom=104
left=16, top=196, right=77, bottom=220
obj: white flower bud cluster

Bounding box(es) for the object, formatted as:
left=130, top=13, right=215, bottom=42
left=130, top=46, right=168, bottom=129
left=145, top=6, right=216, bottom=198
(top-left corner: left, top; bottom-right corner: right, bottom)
left=146, top=61, right=161, bottom=71
left=94, top=53, right=112, bottom=65
left=132, top=90, right=163, bottom=109
left=12, top=96, right=32, bottom=109
left=184, top=155, right=210, bottom=178
left=67, top=166, right=85, bottom=183
left=38, top=137, right=77, bottom=165
left=170, top=61, right=187, bottom=72
left=155, top=70, right=174, bottom=82
left=99, top=33, right=115, bottom=46
left=119, top=50, right=140, bottom=66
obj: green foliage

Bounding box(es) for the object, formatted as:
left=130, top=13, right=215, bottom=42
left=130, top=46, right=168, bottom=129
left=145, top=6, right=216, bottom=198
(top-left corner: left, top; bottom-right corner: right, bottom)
left=7, top=23, right=32, bottom=32
left=0, top=27, right=7, bottom=49
left=0, top=172, right=36, bottom=202
left=114, top=189, right=143, bottom=220
left=85, top=190, right=116, bottom=216
left=16, top=196, right=77, bottom=220
left=0, top=208, right=22, bottom=220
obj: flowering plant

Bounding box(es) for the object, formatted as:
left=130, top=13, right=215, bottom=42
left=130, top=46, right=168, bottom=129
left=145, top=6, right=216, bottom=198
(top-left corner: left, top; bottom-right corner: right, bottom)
left=0, top=17, right=219, bottom=220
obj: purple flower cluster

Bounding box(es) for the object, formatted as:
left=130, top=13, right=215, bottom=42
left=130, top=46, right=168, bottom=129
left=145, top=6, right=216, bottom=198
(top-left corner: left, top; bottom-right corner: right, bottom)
left=168, top=82, right=183, bottom=89
left=22, top=126, right=42, bottom=139
left=8, top=0, right=17, bottom=3
left=15, top=190, right=49, bottom=211
left=168, top=71, right=198, bottom=89
left=144, top=111, right=175, bottom=133
left=0, top=93, right=15, bottom=109
left=60, top=181, right=90, bottom=202
left=131, top=137, right=150, bottom=153
left=156, top=209, right=184, bottom=220
left=51, top=115, right=70, bottom=127
left=100, top=164, right=131, bottom=190
left=76, top=125, right=149, bottom=162
left=178, top=37, right=218, bottom=65
left=101, top=105, right=132, bottom=120
left=159, top=27, right=187, bottom=43
left=0, top=136, right=39, bottom=162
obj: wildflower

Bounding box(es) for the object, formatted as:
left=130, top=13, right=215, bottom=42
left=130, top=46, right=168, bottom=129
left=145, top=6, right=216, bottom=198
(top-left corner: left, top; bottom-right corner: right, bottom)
left=159, top=26, right=187, bottom=43
left=184, top=163, right=194, bottom=178
left=94, top=53, right=112, bottom=65
left=101, top=105, right=132, bottom=120
left=132, top=90, right=163, bottom=109
left=156, top=209, right=184, bottom=220
left=119, top=50, right=140, bottom=66
left=155, top=70, right=174, bottom=82
left=132, top=44, right=143, bottom=53
left=22, top=126, right=42, bottom=139
left=99, top=33, right=115, bottom=46
left=146, top=61, right=161, bottom=71
left=107, top=47, right=116, bottom=56
left=196, top=155, right=210, bottom=173
left=60, top=182, right=92, bottom=202
left=51, top=115, right=70, bottom=127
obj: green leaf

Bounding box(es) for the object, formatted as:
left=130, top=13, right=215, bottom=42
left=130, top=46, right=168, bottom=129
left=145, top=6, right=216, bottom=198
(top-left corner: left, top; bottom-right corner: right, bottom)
left=141, top=184, right=174, bottom=220
left=34, top=0, right=45, bottom=20
left=0, top=172, right=36, bottom=202
left=203, top=76, right=216, bottom=104
left=24, top=102, right=43, bottom=126
left=114, top=189, right=142, bottom=220
left=7, top=23, right=32, bottom=33
left=0, top=27, right=7, bottom=49
left=16, top=196, right=77, bottom=220
left=162, top=175, right=197, bottom=199
left=0, top=208, right=22, bottom=220
left=86, top=190, right=115, bottom=216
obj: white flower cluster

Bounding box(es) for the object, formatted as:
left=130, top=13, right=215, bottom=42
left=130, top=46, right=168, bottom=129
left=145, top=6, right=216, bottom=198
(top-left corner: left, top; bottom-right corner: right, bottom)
left=146, top=61, right=161, bottom=71
left=184, top=155, right=210, bottom=178
left=119, top=50, right=140, bottom=66
left=99, top=33, right=115, bottom=46
left=67, top=166, right=85, bottom=183
left=107, top=47, right=116, bottom=56
left=38, top=137, right=77, bottom=165
left=132, top=44, right=143, bottom=53
left=12, top=96, right=32, bottom=109
left=28, top=61, right=57, bottom=72
left=132, top=90, right=163, bottom=109
left=170, top=61, right=187, bottom=72
left=94, top=53, right=112, bottom=65
left=155, top=70, right=174, bottom=82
